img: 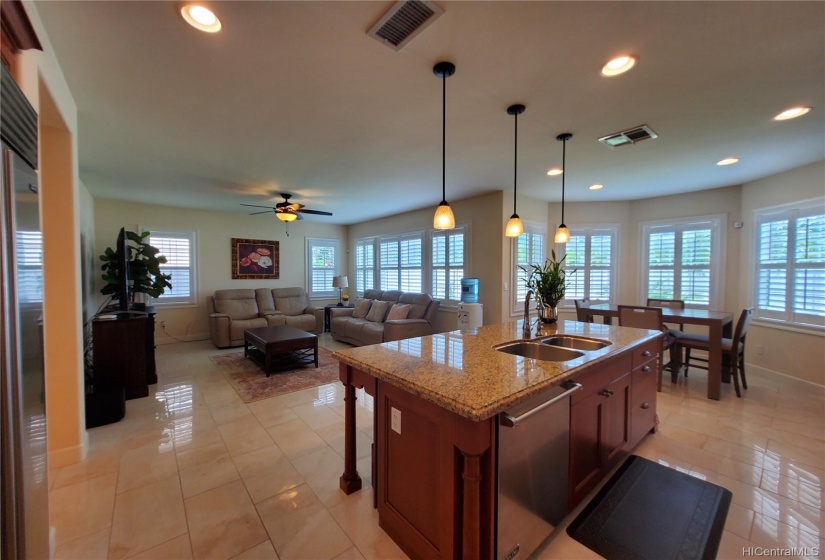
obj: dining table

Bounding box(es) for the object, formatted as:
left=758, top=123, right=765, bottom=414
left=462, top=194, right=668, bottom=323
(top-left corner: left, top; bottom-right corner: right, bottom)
left=587, top=304, right=734, bottom=400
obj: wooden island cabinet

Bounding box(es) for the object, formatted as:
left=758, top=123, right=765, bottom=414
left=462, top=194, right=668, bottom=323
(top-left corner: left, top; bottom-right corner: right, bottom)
left=333, top=321, right=662, bottom=560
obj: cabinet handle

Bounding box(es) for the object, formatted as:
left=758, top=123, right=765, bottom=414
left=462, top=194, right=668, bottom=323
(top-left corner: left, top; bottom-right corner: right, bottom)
left=641, top=402, right=650, bottom=409
left=599, top=389, right=614, bottom=398
left=642, top=365, right=651, bottom=372
left=642, top=350, right=651, bottom=357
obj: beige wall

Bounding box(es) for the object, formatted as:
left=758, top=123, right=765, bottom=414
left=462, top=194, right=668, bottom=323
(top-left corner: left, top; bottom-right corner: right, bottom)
left=348, top=191, right=504, bottom=329
left=93, top=199, right=347, bottom=342
left=739, top=161, right=825, bottom=385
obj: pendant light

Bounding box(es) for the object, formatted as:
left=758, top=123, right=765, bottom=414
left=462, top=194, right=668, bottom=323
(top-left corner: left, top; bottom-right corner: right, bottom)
left=554, top=133, right=573, bottom=243
left=505, top=104, right=526, bottom=237
left=433, top=61, right=456, bottom=230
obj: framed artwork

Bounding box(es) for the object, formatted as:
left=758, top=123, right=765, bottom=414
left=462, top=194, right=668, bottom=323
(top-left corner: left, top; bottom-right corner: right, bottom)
left=231, top=238, right=280, bottom=279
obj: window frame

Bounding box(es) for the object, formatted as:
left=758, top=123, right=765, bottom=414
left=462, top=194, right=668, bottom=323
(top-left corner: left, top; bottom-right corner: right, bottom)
left=306, top=237, right=340, bottom=300
left=511, top=222, right=546, bottom=317
left=639, top=214, right=725, bottom=310
left=354, top=237, right=377, bottom=296
left=377, top=231, right=425, bottom=293
left=429, top=225, right=467, bottom=306
left=752, top=198, right=825, bottom=330
left=560, top=224, right=619, bottom=308
left=146, top=229, right=197, bottom=307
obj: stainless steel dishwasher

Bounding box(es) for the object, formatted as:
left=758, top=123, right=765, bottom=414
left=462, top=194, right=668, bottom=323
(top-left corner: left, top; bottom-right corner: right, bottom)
left=496, top=381, right=582, bottom=560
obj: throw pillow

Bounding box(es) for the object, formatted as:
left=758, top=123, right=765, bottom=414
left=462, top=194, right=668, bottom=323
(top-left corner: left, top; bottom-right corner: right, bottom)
left=365, top=300, right=390, bottom=323
left=352, top=298, right=372, bottom=319
left=386, top=303, right=410, bottom=321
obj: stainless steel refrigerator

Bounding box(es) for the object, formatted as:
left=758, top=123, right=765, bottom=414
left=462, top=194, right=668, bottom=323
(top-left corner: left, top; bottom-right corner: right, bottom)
left=1, top=64, right=50, bottom=560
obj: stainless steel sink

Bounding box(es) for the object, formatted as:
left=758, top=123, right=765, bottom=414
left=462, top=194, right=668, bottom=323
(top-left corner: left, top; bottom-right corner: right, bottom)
left=539, top=335, right=612, bottom=351
left=494, top=342, right=585, bottom=361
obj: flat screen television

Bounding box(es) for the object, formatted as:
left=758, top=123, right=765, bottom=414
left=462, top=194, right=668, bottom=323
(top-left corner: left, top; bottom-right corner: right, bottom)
left=116, top=227, right=130, bottom=311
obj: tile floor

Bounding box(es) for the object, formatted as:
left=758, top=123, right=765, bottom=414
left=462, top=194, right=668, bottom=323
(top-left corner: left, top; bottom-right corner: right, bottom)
left=49, top=336, right=824, bottom=559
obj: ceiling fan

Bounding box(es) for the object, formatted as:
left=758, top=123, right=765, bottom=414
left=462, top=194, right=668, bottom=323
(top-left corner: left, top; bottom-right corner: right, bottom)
left=241, top=193, right=333, bottom=223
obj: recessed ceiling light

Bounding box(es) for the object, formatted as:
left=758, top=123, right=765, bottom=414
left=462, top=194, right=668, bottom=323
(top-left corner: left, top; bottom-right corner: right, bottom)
left=547, top=168, right=563, bottom=176
left=717, top=157, right=739, bottom=166
left=589, top=184, right=604, bottom=190
left=181, top=4, right=222, bottom=32
left=601, top=55, right=636, bottom=77
left=774, top=106, right=812, bottom=121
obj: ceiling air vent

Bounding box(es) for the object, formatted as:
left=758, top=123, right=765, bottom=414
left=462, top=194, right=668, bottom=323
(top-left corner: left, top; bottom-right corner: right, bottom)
left=598, top=125, right=658, bottom=148
left=367, top=0, right=444, bottom=51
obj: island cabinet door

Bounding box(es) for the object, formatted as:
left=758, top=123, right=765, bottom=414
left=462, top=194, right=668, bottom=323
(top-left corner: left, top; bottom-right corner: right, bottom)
left=568, top=354, right=632, bottom=510
left=376, top=380, right=495, bottom=560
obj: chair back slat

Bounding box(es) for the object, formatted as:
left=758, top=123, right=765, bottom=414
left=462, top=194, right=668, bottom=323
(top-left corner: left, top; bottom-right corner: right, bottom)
left=646, top=298, right=686, bottom=309
left=574, top=299, right=594, bottom=323
left=618, top=305, right=663, bottom=331
left=732, top=307, right=754, bottom=356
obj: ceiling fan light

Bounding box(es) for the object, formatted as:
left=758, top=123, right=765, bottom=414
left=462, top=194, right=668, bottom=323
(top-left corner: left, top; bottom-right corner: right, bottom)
left=180, top=4, right=222, bottom=32
left=601, top=55, right=636, bottom=76
left=276, top=212, right=298, bottom=222
left=554, top=224, right=571, bottom=244
left=505, top=214, right=524, bottom=237
left=433, top=201, right=455, bottom=230
left=774, top=106, right=811, bottom=120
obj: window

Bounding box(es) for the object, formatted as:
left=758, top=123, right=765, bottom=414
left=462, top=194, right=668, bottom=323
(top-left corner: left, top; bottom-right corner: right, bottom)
left=641, top=216, right=723, bottom=308
left=378, top=233, right=423, bottom=292
left=563, top=225, right=618, bottom=305
left=306, top=238, right=340, bottom=299
left=354, top=239, right=375, bottom=296
left=431, top=227, right=465, bottom=303
left=512, top=224, right=545, bottom=315
left=754, top=199, right=825, bottom=328
left=148, top=230, right=196, bottom=305
left=16, top=230, right=43, bottom=304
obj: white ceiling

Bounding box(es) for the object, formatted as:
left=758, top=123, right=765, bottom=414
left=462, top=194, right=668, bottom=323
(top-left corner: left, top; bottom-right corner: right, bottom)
left=33, top=1, right=825, bottom=225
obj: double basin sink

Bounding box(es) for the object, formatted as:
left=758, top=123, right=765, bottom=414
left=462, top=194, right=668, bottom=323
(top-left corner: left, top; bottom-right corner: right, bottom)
left=494, top=335, right=612, bottom=362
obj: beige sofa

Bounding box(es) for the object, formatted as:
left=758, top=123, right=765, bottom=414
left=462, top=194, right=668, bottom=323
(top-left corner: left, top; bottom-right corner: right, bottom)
left=330, top=289, right=440, bottom=346
left=207, top=287, right=322, bottom=348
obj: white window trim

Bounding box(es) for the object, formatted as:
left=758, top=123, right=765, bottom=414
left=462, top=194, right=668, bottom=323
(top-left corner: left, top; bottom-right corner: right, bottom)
left=511, top=221, right=546, bottom=317
left=751, top=197, right=825, bottom=331
left=429, top=224, right=470, bottom=308
left=560, top=224, right=620, bottom=309
left=144, top=228, right=198, bottom=308
left=306, top=237, right=340, bottom=300
left=354, top=237, right=377, bottom=297
left=378, top=231, right=425, bottom=293
left=639, top=214, right=726, bottom=309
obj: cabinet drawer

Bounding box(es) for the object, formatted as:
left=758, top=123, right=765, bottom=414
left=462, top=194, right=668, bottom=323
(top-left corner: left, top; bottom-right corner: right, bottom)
left=631, top=338, right=662, bottom=369
left=631, top=360, right=658, bottom=398
left=630, top=371, right=657, bottom=447
left=572, top=352, right=632, bottom=404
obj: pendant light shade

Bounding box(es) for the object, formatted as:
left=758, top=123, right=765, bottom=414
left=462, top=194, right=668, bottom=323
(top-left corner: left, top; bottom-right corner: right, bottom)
left=505, top=104, right=525, bottom=237
left=433, top=61, right=456, bottom=230
left=554, top=133, right=573, bottom=243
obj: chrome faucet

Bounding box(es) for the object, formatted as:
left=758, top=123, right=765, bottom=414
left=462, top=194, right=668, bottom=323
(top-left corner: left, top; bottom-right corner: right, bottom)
left=523, top=289, right=534, bottom=338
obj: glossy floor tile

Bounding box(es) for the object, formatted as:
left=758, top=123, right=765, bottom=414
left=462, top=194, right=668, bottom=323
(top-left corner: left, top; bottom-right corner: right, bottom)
left=49, top=336, right=824, bottom=559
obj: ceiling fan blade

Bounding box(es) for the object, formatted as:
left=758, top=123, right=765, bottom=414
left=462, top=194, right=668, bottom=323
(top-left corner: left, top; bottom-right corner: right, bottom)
left=248, top=210, right=273, bottom=216
left=241, top=203, right=275, bottom=209
left=298, top=209, right=333, bottom=216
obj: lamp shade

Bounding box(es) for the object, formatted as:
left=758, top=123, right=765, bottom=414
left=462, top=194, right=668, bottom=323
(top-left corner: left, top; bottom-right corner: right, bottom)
left=433, top=201, right=455, bottom=230
left=554, top=225, right=571, bottom=243
left=332, top=276, right=348, bottom=289
left=505, top=215, right=524, bottom=237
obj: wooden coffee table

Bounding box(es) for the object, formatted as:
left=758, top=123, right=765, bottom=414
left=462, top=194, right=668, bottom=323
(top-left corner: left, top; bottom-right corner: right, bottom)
left=243, top=326, right=318, bottom=377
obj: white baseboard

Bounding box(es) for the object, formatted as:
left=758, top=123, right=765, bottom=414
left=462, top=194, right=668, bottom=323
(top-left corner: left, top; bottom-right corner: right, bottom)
left=746, top=363, right=825, bottom=389
left=155, top=332, right=209, bottom=345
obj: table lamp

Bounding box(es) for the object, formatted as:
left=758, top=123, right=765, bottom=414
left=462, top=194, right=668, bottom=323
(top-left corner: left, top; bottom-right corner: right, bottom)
left=332, top=275, right=348, bottom=306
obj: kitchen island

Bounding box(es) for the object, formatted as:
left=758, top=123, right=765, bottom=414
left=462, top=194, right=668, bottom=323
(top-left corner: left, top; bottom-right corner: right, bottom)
left=332, top=320, right=662, bottom=559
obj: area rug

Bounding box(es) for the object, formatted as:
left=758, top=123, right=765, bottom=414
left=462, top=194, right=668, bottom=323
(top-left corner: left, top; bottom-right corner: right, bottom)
left=209, top=347, right=339, bottom=403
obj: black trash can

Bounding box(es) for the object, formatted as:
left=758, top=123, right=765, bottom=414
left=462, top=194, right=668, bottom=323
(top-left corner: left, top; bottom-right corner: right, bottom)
left=85, top=378, right=126, bottom=429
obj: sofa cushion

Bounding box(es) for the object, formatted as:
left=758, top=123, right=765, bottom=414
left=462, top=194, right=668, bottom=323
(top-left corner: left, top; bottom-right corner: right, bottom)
left=399, top=292, right=433, bottom=320
left=272, top=287, right=309, bottom=316
left=360, top=321, right=385, bottom=345
left=380, top=290, right=403, bottom=303
left=229, top=317, right=267, bottom=341
left=386, top=303, right=410, bottom=321
left=254, top=288, right=277, bottom=316
left=352, top=298, right=372, bottom=319
left=363, top=289, right=384, bottom=300
left=366, top=300, right=391, bottom=322
left=214, top=290, right=259, bottom=320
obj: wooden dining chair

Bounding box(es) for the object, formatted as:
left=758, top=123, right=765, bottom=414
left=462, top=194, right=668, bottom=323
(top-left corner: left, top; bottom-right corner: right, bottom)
left=574, top=299, right=594, bottom=323
left=646, top=298, right=686, bottom=335
left=618, top=305, right=680, bottom=390
left=676, top=307, right=753, bottom=398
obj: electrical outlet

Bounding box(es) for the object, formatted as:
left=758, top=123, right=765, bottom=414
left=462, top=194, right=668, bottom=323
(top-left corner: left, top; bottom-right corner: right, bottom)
left=160, top=321, right=167, bottom=328
left=391, top=407, right=401, bottom=434
left=755, top=345, right=763, bottom=355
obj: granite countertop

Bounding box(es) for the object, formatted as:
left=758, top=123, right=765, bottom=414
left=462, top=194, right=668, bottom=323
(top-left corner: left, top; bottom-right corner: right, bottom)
left=332, top=320, right=662, bottom=422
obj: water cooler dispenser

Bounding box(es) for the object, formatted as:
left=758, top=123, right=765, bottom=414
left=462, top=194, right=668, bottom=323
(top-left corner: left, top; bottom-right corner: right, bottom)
left=458, top=278, right=483, bottom=330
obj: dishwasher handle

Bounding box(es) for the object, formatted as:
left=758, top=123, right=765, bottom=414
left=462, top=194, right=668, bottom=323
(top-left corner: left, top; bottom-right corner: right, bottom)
left=500, top=382, right=583, bottom=428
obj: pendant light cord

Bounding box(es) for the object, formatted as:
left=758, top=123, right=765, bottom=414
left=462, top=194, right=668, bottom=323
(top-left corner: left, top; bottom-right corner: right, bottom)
left=441, top=72, right=446, bottom=203
left=513, top=112, right=518, bottom=214
left=561, top=136, right=566, bottom=224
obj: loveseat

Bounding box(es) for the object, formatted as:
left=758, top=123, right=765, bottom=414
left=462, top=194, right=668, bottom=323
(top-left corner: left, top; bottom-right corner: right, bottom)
left=330, top=289, right=440, bottom=346
left=207, top=287, right=322, bottom=348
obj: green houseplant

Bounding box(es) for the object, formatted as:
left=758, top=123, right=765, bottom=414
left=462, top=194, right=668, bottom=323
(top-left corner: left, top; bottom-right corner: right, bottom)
left=99, top=229, right=172, bottom=308
left=520, top=249, right=570, bottom=323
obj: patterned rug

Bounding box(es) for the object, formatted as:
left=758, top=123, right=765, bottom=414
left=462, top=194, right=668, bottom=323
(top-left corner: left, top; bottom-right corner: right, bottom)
left=209, top=347, right=339, bottom=403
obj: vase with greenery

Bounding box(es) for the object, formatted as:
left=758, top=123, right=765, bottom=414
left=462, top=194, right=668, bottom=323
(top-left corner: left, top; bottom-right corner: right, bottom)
left=99, top=229, right=172, bottom=309
left=520, top=249, right=570, bottom=323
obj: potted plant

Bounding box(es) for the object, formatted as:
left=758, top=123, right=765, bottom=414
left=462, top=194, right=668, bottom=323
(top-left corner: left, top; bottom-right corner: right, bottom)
left=520, top=250, right=571, bottom=323
left=99, top=229, right=172, bottom=310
